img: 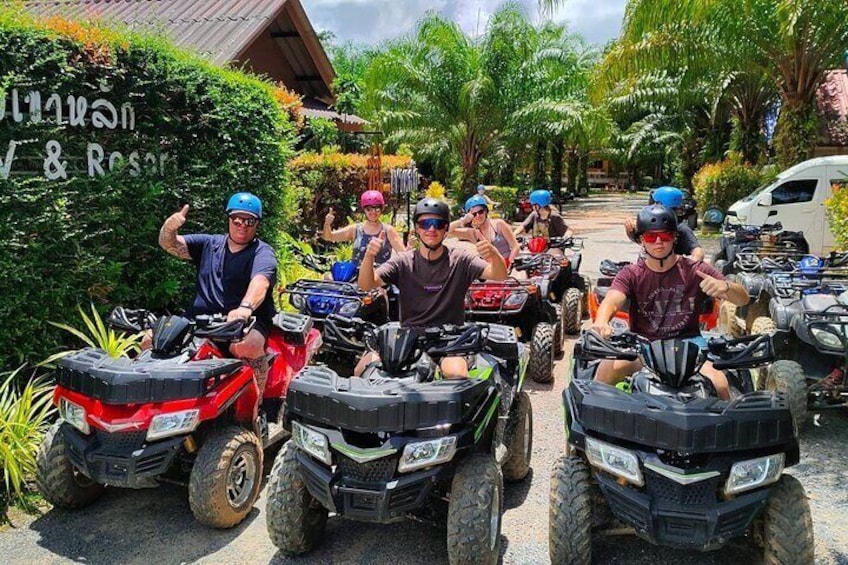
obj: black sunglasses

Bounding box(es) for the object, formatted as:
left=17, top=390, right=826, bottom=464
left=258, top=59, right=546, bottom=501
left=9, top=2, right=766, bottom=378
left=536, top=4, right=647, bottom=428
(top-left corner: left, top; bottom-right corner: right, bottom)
left=229, top=216, right=258, bottom=227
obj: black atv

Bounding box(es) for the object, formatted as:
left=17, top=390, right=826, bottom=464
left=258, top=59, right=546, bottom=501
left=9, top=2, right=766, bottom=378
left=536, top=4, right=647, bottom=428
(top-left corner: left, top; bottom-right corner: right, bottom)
left=713, top=221, right=808, bottom=276
left=549, top=330, right=813, bottom=564
left=265, top=316, right=532, bottom=565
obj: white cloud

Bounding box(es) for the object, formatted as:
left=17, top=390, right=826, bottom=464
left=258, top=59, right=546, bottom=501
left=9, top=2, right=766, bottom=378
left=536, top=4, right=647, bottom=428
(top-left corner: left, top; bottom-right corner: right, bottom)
left=304, top=0, right=625, bottom=46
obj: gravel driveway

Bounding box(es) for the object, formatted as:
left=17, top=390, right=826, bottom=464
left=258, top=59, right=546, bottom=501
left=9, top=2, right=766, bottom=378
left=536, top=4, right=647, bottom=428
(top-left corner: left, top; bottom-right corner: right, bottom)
left=3, top=193, right=846, bottom=564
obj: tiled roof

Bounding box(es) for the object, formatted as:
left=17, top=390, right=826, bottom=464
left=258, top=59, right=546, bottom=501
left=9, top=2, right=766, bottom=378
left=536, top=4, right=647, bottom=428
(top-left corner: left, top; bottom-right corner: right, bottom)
left=817, top=69, right=848, bottom=147
left=24, top=0, right=288, bottom=65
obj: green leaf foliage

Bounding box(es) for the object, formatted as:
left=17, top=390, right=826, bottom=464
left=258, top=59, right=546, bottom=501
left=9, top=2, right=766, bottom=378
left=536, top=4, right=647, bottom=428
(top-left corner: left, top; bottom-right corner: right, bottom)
left=0, top=11, right=297, bottom=369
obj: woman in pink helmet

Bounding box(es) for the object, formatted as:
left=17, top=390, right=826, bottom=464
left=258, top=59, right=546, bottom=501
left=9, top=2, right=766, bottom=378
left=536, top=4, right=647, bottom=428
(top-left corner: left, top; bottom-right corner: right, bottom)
left=321, top=190, right=405, bottom=274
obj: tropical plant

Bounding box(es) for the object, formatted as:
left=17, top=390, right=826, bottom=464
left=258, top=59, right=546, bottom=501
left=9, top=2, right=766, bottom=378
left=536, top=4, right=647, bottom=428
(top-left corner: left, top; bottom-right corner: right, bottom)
left=692, top=155, right=764, bottom=214
left=48, top=304, right=142, bottom=361
left=0, top=367, right=55, bottom=505
left=425, top=181, right=447, bottom=200
left=825, top=176, right=848, bottom=251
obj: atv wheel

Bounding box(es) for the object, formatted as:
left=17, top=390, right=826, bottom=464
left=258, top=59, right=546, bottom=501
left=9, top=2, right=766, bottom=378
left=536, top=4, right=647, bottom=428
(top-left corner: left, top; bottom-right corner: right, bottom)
left=266, top=442, right=328, bottom=555
left=189, top=426, right=263, bottom=528
left=35, top=422, right=105, bottom=509
left=502, top=391, right=533, bottom=482
left=719, top=301, right=742, bottom=337
left=553, top=304, right=564, bottom=357
left=686, top=214, right=698, bottom=230
left=751, top=316, right=776, bottom=335
left=528, top=322, right=555, bottom=383
left=581, top=276, right=591, bottom=318
left=765, top=361, right=808, bottom=435
left=757, top=475, right=815, bottom=564
left=447, top=453, right=503, bottom=565
left=562, top=288, right=583, bottom=335
left=549, top=455, right=592, bottom=565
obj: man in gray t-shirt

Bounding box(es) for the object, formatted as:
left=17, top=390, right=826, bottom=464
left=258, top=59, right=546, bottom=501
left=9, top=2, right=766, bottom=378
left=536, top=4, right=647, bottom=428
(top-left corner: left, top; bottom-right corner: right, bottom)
left=358, top=198, right=508, bottom=378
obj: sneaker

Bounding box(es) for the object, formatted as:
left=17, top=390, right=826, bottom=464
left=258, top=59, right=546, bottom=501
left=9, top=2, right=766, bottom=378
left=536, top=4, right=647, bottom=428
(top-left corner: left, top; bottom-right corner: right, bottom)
left=816, top=368, right=844, bottom=391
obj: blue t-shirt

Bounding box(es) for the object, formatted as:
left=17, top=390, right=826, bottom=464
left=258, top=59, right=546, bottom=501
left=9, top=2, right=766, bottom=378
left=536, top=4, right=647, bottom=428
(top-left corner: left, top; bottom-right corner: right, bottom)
left=183, top=234, right=277, bottom=327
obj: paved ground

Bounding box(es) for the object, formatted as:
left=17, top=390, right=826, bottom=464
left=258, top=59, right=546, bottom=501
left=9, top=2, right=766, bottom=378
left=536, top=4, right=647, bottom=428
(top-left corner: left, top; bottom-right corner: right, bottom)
left=3, top=193, right=847, bottom=564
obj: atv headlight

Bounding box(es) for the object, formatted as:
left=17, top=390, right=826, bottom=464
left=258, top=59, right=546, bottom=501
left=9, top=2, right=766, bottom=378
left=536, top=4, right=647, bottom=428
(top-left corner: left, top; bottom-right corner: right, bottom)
left=724, top=453, right=784, bottom=495
left=811, top=327, right=844, bottom=351
left=290, top=293, right=305, bottom=310
left=59, top=397, right=90, bottom=435
left=338, top=299, right=361, bottom=316
left=585, top=437, right=643, bottom=486
left=146, top=409, right=200, bottom=441
left=502, top=293, right=527, bottom=310
left=398, top=436, right=457, bottom=473
left=292, top=421, right=331, bottom=465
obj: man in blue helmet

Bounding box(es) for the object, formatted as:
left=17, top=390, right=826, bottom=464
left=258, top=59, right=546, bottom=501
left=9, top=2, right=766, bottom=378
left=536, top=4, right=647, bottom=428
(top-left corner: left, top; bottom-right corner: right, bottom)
left=513, top=189, right=573, bottom=242
left=625, top=186, right=703, bottom=260
left=158, top=192, right=277, bottom=393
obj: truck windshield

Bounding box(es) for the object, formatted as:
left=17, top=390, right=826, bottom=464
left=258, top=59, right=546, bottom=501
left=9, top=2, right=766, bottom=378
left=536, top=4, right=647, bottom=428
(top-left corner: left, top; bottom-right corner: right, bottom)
left=741, top=181, right=774, bottom=202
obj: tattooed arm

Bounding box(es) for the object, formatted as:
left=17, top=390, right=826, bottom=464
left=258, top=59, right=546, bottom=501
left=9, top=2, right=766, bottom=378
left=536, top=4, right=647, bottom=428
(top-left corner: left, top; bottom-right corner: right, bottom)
left=159, top=204, right=191, bottom=260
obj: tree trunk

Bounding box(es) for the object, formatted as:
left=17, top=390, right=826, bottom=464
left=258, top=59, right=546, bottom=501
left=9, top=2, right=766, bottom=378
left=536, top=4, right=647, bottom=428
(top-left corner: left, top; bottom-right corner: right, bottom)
left=550, top=137, right=564, bottom=196
left=774, top=98, right=818, bottom=169
left=533, top=139, right=547, bottom=188
left=577, top=152, right=589, bottom=196
left=460, top=145, right=481, bottom=198
left=566, top=150, right=579, bottom=194
left=499, top=152, right=516, bottom=186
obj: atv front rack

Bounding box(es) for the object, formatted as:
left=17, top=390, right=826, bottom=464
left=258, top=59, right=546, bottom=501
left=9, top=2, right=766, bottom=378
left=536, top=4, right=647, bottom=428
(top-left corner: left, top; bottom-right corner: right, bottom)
left=465, top=278, right=536, bottom=316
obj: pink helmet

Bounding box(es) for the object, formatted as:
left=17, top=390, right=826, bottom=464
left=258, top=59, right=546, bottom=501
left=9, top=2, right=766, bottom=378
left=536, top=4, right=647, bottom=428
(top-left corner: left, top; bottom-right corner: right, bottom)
left=360, top=190, right=385, bottom=208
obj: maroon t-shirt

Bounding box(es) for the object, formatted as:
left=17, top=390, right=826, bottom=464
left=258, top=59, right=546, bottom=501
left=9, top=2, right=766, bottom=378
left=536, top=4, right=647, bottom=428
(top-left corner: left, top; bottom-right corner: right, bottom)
left=610, top=258, right=725, bottom=340
left=376, top=247, right=487, bottom=327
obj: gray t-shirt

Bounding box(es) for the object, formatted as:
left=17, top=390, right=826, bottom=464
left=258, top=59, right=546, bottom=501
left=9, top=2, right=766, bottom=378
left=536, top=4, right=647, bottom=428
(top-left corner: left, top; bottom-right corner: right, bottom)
left=376, top=247, right=488, bottom=327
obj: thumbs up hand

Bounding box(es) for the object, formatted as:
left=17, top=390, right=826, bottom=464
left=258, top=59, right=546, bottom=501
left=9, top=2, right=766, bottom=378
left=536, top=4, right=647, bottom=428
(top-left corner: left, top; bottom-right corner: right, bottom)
left=696, top=270, right=731, bottom=298
left=365, top=230, right=385, bottom=260
left=165, top=204, right=189, bottom=231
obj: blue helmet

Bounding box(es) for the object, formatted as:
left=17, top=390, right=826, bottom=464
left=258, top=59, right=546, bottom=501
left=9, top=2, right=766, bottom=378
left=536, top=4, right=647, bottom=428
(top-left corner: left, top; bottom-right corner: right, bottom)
left=529, top=189, right=552, bottom=207
left=464, top=195, right=488, bottom=212
left=476, top=184, right=486, bottom=193
left=652, top=186, right=684, bottom=208
left=226, top=192, right=262, bottom=218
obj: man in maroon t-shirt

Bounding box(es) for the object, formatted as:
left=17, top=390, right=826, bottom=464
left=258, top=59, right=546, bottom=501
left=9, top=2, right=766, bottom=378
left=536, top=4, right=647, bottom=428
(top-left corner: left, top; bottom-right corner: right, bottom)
left=358, top=198, right=507, bottom=378
left=590, top=205, right=750, bottom=399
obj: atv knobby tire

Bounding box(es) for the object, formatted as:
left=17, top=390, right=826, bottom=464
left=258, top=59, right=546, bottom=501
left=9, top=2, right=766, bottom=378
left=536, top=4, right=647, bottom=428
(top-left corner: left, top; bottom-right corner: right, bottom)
left=765, top=361, right=808, bottom=434
left=36, top=422, right=105, bottom=509
left=758, top=474, right=815, bottom=564
left=751, top=316, right=776, bottom=335
left=189, top=426, right=263, bottom=528
left=528, top=322, right=555, bottom=383
left=266, top=442, right=328, bottom=555
left=549, top=455, right=592, bottom=565
left=553, top=303, right=564, bottom=357
left=447, top=453, right=503, bottom=565
left=719, top=301, right=742, bottom=337
left=562, top=288, right=583, bottom=335
left=502, top=391, right=533, bottom=482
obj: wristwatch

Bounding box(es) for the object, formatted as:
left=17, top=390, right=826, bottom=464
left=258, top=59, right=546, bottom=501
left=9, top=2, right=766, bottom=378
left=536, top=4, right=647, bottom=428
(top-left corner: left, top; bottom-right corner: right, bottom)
left=239, top=301, right=254, bottom=311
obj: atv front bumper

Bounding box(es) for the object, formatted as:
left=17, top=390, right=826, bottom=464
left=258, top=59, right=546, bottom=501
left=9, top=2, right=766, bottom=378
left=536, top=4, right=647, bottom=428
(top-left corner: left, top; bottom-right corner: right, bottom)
left=61, top=424, right=183, bottom=488
left=297, top=450, right=442, bottom=523
left=596, top=471, right=770, bottom=550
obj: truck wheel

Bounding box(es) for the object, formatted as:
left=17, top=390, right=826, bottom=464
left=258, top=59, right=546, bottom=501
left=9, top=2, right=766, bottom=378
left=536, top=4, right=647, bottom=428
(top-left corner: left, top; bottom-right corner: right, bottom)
left=35, top=422, right=104, bottom=509
left=447, top=453, right=502, bottom=565
left=757, top=475, right=815, bottom=564
left=562, top=288, right=583, bottom=335
left=528, top=322, right=554, bottom=383
left=502, top=391, right=533, bottom=482
left=549, top=455, right=592, bottom=565
left=719, top=301, right=742, bottom=337
left=765, top=361, right=808, bottom=435
left=189, top=426, right=263, bottom=529
left=266, top=442, right=328, bottom=555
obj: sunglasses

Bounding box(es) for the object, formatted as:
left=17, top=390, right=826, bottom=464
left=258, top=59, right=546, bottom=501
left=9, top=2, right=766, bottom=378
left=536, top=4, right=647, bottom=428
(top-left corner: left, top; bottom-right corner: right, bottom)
left=470, top=208, right=487, bottom=217
left=641, top=231, right=675, bottom=243
left=417, top=218, right=448, bottom=231
left=364, top=205, right=383, bottom=212
left=229, top=216, right=258, bottom=227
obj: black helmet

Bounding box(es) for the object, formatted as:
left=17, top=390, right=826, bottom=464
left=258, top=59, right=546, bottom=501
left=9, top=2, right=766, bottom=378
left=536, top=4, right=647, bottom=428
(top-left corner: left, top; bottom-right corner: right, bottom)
left=413, top=198, right=450, bottom=224
left=635, top=205, right=678, bottom=237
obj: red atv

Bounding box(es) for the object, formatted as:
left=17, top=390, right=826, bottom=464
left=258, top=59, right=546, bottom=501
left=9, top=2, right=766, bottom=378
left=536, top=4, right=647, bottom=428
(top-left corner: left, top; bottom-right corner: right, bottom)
left=35, top=307, right=321, bottom=528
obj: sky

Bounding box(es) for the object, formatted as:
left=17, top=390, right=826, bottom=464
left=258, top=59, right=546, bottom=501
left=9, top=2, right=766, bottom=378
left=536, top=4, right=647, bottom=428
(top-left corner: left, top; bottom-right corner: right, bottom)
left=305, top=0, right=627, bottom=48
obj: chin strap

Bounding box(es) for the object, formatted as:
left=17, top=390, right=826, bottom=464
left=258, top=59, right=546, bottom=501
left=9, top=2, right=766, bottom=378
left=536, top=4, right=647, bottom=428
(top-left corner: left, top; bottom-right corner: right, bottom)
left=645, top=247, right=674, bottom=267
left=422, top=242, right=443, bottom=259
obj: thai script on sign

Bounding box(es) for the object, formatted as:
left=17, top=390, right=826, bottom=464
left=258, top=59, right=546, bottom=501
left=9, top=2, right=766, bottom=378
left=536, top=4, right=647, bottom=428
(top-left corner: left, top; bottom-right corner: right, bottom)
left=0, top=86, right=168, bottom=180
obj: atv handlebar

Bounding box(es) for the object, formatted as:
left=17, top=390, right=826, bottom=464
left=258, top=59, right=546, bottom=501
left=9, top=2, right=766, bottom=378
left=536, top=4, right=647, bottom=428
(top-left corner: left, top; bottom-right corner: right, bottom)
left=107, top=307, right=158, bottom=333
left=193, top=314, right=256, bottom=341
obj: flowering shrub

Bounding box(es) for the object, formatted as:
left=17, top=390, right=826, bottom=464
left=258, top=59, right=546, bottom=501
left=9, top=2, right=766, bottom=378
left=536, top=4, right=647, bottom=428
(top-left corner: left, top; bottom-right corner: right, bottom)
left=425, top=181, right=446, bottom=199
left=825, top=178, right=848, bottom=250
left=692, top=157, right=764, bottom=215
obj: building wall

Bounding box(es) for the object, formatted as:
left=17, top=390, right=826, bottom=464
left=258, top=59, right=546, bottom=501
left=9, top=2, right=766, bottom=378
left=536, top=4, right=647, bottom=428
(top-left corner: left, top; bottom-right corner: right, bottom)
left=237, top=32, right=298, bottom=88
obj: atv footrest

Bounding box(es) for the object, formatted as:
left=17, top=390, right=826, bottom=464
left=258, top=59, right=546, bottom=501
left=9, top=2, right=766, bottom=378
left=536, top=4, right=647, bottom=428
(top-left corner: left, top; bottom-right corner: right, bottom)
left=272, top=312, right=313, bottom=346
left=296, top=449, right=439, bottom=523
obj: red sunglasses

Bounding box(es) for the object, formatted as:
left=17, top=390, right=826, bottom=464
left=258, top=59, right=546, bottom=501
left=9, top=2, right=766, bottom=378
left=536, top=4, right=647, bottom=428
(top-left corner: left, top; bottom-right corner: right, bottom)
left=641, top=231, right=675, bottom=243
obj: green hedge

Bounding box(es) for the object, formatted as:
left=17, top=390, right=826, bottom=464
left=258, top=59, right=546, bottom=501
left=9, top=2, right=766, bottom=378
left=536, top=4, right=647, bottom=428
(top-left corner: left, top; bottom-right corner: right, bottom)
left=483, top=185, right=519, bottom=220
left=691, top=157, right=764, bottom=215
left=0, top=12, right=297, bottom=368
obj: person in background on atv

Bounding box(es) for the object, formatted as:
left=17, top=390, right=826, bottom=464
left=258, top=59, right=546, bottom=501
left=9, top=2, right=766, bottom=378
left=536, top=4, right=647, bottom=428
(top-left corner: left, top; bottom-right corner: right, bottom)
left=321, top=190, right=406, bottom=278
left=625, top=186, right=704, bottom=261
left=157, top=192, right=277, bottom=396
left=513, top=189, right=573, bottom=255
left=591, top=205, right=750, bottom=400
left=476, top=184, right=500, bottom=209
left=448, top=194, right=520, bottom=266
left=358, top=198, right=508, bottom=378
